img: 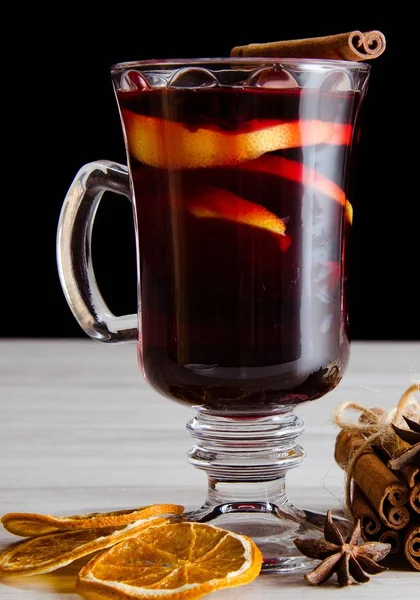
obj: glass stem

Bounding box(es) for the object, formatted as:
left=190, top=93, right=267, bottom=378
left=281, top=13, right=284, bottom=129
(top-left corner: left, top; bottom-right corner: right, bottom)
left=186, top=408, right=305, bottom=509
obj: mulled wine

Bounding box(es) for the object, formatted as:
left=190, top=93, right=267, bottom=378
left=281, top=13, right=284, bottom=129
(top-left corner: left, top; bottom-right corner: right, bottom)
left=118, top=85, right=357, bottom=411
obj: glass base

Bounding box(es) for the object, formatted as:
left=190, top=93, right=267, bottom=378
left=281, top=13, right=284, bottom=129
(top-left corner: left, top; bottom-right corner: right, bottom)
left=183, top=501, right=352, bottom=573
left=183, top=408, right=352, bottom=573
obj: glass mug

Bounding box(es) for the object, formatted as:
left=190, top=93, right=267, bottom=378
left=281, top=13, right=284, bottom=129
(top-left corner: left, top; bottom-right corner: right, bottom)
left=57, top=58, right=370, bottom=571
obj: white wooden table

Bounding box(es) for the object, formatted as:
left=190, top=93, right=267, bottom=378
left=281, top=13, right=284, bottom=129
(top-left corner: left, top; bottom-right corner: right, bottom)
left=0, top=340, right=419, bottom=599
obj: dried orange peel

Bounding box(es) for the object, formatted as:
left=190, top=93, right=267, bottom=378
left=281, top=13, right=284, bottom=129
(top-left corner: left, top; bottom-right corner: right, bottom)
left=239, top=155, right=353, bottom=224
left=0, top=516, right=170, bottom=576
left=187, top=186, right=288, bottom=235
left=122, top=110, right=352, bottom=169
left=77, top=521, right=263, bottom=600
left=1, top=504, right=184, bottom=537
left=123, top=112, right=353, bottom=240
left=186, top=185, right=291, bottom=251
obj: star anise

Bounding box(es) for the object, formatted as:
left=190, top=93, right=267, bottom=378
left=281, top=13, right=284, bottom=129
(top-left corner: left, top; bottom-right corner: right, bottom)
left=294, top=511, right=391, bottom=586
left=388, top=415, right=420, bottom=470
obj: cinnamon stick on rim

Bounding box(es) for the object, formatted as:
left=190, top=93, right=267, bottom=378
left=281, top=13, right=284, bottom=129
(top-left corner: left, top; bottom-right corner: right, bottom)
left=334, top=429, right=410, bottom=530
left=231, top=30, right=386, bottom=61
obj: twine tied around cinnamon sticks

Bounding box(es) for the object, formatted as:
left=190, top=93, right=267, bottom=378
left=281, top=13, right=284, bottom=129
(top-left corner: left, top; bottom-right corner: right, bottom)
left=333, top=383, right=420, bottom=570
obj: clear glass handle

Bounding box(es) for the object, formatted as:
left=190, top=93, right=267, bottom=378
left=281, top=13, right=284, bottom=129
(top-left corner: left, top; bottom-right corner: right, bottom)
left=56, top=160, right=138, bottom=343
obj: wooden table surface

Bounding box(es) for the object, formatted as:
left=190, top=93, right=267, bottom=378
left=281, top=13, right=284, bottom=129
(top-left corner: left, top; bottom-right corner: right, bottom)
left=0, top=339, right=419, bottom=599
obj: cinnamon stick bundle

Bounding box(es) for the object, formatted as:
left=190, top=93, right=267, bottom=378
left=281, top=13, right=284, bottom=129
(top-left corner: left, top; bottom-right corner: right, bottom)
left=334, top=389, right=419, bottom=571
left=404, top=523, right=420, bottom=571
left=231, top=30, right=386, bottom=61
left=335, top=429, right=410, bottom=530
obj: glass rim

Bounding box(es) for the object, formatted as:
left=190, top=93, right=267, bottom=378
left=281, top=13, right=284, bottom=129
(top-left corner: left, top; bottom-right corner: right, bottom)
left=110, top=56, right=371, bottom=73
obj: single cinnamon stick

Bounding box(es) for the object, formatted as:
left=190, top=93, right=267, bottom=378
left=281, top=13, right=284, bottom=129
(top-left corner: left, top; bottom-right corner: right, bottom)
left=404, top=523, right=420, bottom=571
left=402, top=465, right=420, bottom=514
left=231, top=30, right=386, bottom=61
left=335, top=429, right=410, bottom=530
left=379, top=530, right=403, bottom=555
left=409, top=483, right=420, bottom=514
left=403, top=465, right=420, bottom=489
left=351, top=484, right=382, bottom=539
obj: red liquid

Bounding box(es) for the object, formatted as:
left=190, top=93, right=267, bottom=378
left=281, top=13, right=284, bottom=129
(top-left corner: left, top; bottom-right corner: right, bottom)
left=118, top=86, right=357, bottom=411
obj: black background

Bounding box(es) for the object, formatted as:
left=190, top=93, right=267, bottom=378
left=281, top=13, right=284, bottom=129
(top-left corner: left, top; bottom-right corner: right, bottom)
left=4, top=9, right=419, bottom=340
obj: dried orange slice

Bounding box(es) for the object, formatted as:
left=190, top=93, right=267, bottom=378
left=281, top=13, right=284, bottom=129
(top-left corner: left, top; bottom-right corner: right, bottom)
left=1, top=504, right=184, bottom=537
left=77, top=521, right=262, bottom=599
left=0, top=516, right=169, bottom=576
left=122, top=110, right=352, bottom=169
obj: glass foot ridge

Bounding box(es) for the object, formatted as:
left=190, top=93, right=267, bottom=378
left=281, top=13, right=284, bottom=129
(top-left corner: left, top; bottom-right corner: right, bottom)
left=184, top=408, right=351, bottom=573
